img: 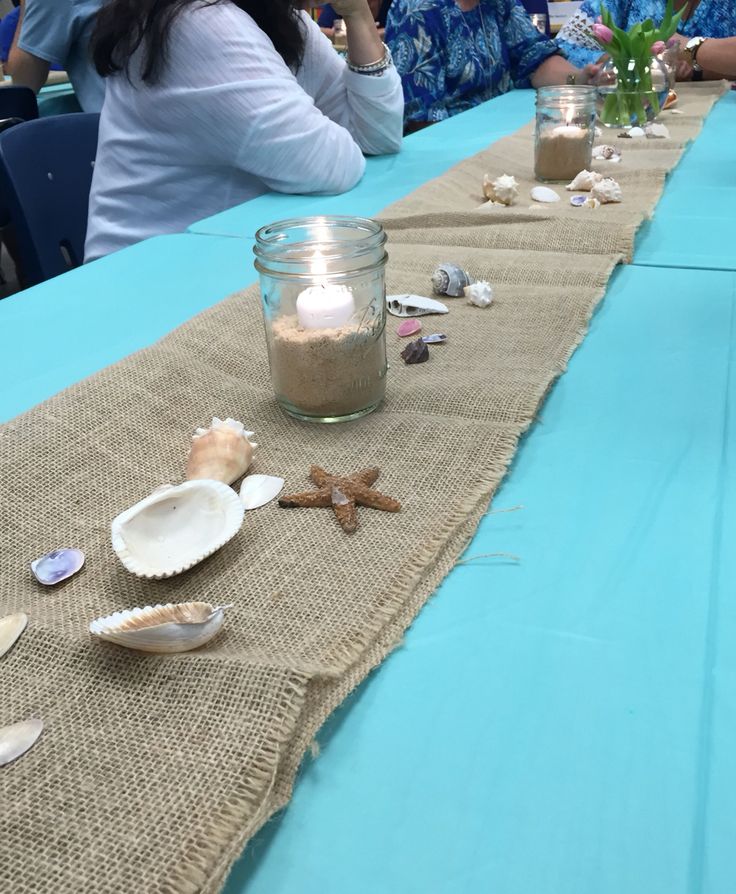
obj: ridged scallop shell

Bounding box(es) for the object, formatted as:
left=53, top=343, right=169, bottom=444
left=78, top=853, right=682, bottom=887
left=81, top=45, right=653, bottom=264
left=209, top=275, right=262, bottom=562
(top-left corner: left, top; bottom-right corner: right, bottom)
left=386, top=294, right=449, bottom=317
left=111, top=480, right=244, bottom=579
left=566, top=170, right=603, bottom=192
left=90, top=602, right=229, bottom=653
left=482, top=173, right=519, bottom=206
left=431, top=264, right=473, bottom=297
left=590, top=177, right=622, bottom=204
left=464, top=281, right=493, bottom=308
left=186, top=417, right=257, bottom=485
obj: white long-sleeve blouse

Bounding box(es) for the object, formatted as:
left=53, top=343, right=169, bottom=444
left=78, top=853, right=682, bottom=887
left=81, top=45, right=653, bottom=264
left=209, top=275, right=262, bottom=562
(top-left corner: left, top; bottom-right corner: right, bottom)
left=85, top=4, right=403, bottom=261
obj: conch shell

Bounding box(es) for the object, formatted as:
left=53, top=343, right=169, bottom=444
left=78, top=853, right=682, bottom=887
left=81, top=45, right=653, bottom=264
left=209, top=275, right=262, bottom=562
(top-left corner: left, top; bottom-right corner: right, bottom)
left=90, top=602, right=229, bottom=653
left=186, top=417, right=256, bottom=485
left=590, top=177, right=622, bottom=204
left=566, top=170, right=603, bottom=192
left=483, top=173, right=519, bottom=206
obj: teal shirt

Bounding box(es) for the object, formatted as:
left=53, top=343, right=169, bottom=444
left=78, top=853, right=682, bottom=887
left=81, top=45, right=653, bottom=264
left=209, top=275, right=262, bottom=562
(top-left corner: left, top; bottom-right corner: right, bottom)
left=18, top=0, right=105, bottom=111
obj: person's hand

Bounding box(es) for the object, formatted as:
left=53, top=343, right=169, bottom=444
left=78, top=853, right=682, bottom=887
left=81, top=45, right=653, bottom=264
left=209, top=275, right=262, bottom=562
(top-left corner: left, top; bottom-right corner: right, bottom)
left=665, top=33, right=695, bottom=80
left=577, top=63, right=602, bottom=85
left=327, top=0, right=373, bottom=19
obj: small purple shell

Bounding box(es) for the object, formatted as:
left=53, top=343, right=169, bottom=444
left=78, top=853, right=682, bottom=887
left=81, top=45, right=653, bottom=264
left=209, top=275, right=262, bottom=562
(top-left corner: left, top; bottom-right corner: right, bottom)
left=31, top=548, right=85, bottom=586
left=570, top=194, right=587, bottom=207
left=422, top=333, right=447, bottom=344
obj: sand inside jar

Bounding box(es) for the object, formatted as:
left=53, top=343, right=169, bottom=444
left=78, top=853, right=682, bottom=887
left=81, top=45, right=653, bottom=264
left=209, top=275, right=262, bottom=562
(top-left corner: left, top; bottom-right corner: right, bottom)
left=269, top=315, right=386, bottom=418
left=535, top=130, right=593, bottom=181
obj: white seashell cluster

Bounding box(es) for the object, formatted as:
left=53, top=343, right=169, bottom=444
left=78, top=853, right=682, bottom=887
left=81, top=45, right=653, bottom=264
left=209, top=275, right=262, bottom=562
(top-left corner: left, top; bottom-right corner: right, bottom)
left=566, top=170, right=603, bottom=192
left=187, top=417, right=256, bottom=486
left=90, top=602, right=229, bottom=654
left=111, top=479, right=244, bottom=579
left=483, top=173, right=519, bottom=206
left=590, top=177, right=623, bottom=204
left=464, top=281, right=494, bottom=308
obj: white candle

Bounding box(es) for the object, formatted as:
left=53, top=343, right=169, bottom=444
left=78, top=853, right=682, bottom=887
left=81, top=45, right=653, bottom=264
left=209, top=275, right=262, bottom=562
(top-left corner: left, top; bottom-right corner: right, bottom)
left=296, top=249, right=355, bottom=330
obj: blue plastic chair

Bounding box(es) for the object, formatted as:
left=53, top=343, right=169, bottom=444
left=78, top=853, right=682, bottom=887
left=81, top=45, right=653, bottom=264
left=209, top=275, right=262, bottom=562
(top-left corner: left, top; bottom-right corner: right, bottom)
left=0, top=112, right=99, bottom=287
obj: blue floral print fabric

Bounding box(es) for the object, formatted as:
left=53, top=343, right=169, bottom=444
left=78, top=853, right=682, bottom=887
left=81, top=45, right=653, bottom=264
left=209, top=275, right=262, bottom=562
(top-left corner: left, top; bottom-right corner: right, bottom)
left=556, top=0, right=736, bottom=68
left=385, top=0, right=559, bottom=125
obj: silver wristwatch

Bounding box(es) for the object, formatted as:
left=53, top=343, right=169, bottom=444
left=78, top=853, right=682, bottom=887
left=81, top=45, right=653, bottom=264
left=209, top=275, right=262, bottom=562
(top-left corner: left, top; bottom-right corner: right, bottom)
left=684, top=36, right=707, bottom=71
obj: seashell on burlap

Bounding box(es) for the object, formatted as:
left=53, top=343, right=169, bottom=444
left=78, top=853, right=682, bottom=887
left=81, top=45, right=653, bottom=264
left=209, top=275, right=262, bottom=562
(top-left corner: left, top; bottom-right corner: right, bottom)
left=0, top=613, right=28, bottom=660
left=590, top=177, right=622, bottom=204
left=464, top=281, right=494, bottom=308
left=482, top=173, right=519, bottom=206
left=397, top=318, right=422, bottom=337
left=90, top=602, right=229, bottom=654
left=530, top=186, right=560, bottom=204
left=0, top=718, right=43, bottom=767
left=431, top=264, right=473, bottom=297
left=31, top=547, right=85, bottom=586
left=645, top=122, right=670, bottom=139
left=239, top=475, right=285, bottom=511
left=111, top=479, right=244, bottom=579
left=400, top=338, right=429, bottom=364
left=566, top=170, right=603, bottom=192
left=386, top=294, right=449, bottom=318
left=592, top=144, right=621, bottom=162
left=422, top=333, right=447, bottom=344
left=186, top=417, right=257, bottom=485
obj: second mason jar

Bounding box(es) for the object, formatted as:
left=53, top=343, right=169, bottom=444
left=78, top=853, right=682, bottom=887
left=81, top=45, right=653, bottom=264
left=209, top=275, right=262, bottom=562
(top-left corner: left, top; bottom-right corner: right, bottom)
left=534, top=85, right=596, bottom=182
left=253, top=216, right=388, bottom=423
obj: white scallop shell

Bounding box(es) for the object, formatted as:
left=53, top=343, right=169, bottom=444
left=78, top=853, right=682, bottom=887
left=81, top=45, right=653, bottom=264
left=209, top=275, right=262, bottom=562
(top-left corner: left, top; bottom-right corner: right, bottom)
left=0, top=612, right=27, bottom=659
left=386, top=294, right=449, bottom=317
left=90, top=602, right=229, bottom=654
left=0, top=718, right=43, bottom=766
left=628, top=126, right=646, bottom=139
left=645, top=122, right=670, bottom=139
left=590, top=177, right=623, bottom=204
left=566, top=170, right=603, bottom=192
left=464, top=281, right=494, bottom=308
left=111, top=479, right=244, bottom=579
left=530, top=186, right=560, bottom=204
left=239, top=474, right=285, bottom=510
left=483, top=173, right=519, bottom=206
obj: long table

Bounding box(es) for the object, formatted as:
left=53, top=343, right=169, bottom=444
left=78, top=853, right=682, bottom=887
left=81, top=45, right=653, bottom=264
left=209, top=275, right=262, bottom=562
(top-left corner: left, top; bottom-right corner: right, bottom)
left=1, top=88, right=734, bottom=894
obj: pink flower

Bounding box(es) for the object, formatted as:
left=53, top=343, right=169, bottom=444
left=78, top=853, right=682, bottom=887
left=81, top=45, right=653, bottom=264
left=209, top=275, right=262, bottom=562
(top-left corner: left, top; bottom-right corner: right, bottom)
left=650, top=40, right=666, bottom=54
left=592, top=23, right=614, bottom=44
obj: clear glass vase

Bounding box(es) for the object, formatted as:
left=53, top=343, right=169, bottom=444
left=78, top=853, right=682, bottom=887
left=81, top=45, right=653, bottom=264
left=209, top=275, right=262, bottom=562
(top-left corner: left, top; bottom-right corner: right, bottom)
left=595, top=55, right=670, bottom=129
left=253, top=216, right=388, bottom=423
left=534, top=85, right=596, bottom=182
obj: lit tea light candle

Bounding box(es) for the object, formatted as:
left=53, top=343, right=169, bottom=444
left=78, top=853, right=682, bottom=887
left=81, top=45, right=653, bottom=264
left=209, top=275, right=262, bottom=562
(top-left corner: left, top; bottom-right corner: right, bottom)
left=296, top=248, right=355, bottom=330
left=535, top=104, right=593, bottom=182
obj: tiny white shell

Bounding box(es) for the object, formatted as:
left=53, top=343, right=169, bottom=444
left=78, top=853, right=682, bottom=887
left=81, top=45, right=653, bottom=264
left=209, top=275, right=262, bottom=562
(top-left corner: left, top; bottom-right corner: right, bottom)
left=0, top=613, right=28, bottom=659
left=645, top=122, right=670, bottom=139
left=386, top=294, right=449, bottom=318
left=90, top=602, right=229, bottom=654
left=111, top=479, right=244, bottom=579
left=0, top=718, right=43, bottom=767
left=592, top=144, right=621, bottom=162
left=464, top=281, right=494, bottom=308
left=530, top=186, right=561, bottom=204
left=566, top=170, right=603, bottom=192
left=239, top=475, right=285, bottom=510
left=628, top=126, right=646, bottom=139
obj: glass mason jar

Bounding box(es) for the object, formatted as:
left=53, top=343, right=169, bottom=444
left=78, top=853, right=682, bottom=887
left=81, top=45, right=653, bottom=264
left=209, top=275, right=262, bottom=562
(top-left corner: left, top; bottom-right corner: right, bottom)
left=534, top=86, right=596, bottom=182
left=595, top=55, right=670, bottom=129
left=253, top=216, right=388, bottom=423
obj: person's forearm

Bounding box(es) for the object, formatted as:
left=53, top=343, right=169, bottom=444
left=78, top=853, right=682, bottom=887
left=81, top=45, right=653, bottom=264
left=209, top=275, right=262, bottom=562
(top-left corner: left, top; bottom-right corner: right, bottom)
left=530, top=54, right=578, bottom=87
left=694, top=37, right=736, bottom=79
left=343, top=6, right=384, bottom=66
left=8, top=49, right=50, bottom=92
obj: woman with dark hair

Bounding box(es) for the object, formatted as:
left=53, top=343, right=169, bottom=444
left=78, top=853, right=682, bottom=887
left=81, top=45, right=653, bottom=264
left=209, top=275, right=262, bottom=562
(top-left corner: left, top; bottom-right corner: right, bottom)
left=84, top=0, right=403, bottom=261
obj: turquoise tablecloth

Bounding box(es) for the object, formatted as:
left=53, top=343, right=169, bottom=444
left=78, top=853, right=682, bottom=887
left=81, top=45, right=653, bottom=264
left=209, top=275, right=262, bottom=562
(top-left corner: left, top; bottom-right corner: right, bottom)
left=0, top=86, right=734, bottom=894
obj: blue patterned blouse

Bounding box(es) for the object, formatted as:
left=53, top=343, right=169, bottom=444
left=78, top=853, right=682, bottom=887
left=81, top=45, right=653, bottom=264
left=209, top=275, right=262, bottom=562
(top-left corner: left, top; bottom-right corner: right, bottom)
left=385, top=0, right=559, bottom=125
left=556, top=0, right=736, bottom=69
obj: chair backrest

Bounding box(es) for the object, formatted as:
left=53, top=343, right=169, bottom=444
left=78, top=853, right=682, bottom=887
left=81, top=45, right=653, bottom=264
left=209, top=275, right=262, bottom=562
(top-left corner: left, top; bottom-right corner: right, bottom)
left=0, top=112, right=100, bottom=287
left=0, top=86, right=39, bottom=125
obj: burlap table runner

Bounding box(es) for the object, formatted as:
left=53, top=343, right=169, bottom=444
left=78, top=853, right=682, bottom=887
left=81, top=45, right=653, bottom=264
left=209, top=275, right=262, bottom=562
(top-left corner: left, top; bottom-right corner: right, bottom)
left=0, top=82, right=726, bottom=893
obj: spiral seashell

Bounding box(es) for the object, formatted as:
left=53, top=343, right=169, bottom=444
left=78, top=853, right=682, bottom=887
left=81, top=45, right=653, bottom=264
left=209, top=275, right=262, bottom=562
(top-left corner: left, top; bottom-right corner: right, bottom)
left=431, top=263, right=473, bottom=297
left=483, top=173, right=519, bottom=206
left=186, top=417, right=257, bottom=485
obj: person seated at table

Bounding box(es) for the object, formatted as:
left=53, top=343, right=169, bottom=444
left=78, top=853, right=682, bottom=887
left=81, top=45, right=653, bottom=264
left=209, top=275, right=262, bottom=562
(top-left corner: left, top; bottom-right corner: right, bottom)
left=385, top=0, right=597, bottom=131
left=556, top=0, right=736, bottom=77
left=7, top=0, right=104, bottom=111
left=319, top=0, right=392, bottom=38
left=0, top=1, right=67, bottom=81
left=84, top=0, right=403, bottom=261
left=667, top=32, right=736, bottom=79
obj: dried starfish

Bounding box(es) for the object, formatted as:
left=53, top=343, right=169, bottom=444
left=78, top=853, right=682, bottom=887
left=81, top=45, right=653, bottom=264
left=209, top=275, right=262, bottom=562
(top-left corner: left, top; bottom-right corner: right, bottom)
left=278, top=466, right=401, bottom=534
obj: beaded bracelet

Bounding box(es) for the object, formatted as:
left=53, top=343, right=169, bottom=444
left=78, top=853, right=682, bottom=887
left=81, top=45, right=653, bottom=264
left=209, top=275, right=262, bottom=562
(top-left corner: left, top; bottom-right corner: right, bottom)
left=347, top=42, right=393, bottom=76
